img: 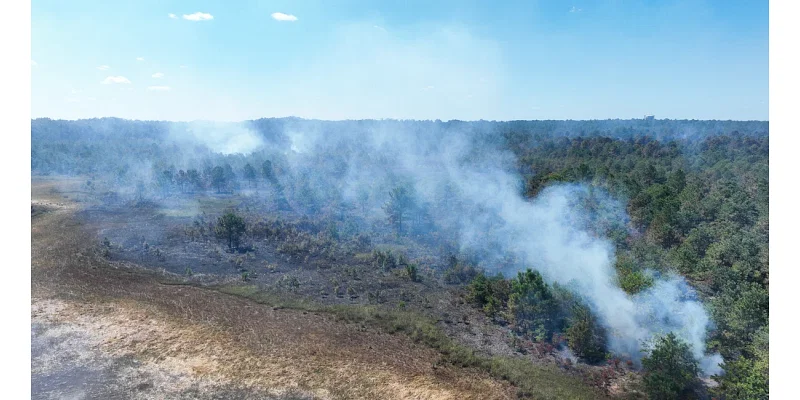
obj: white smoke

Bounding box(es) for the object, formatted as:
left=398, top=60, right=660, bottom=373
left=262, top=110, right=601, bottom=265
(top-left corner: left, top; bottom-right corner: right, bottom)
left=280, top=124, right=722, bottom=375
left=171, top=121, right=264, bottom=155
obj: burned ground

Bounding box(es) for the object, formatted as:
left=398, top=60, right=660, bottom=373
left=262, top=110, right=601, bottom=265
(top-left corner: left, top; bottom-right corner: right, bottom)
left=32, top=177, right=623, bottom=399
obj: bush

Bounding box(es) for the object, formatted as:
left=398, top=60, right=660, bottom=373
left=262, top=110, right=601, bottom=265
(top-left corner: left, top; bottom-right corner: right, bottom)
left=373, top=249, right=399, bottom=270
left=467, top=273, right=511, bottom=318
left=406, top=263, right=419, bottom=282
left=443, top=262, right=480, bottom=284
left=565, top=303, right=607, bottom=363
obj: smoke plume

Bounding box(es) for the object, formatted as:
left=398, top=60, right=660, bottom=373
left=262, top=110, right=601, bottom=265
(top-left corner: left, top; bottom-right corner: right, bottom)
left=267, top=121, right=723, bottom=375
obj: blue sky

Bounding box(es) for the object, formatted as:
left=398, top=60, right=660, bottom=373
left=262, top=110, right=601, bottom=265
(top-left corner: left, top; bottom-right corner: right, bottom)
left=31, top=0, right=768, bottom=121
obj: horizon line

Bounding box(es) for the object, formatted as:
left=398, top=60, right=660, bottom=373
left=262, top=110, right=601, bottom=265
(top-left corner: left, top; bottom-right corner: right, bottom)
left=30, top=116, right=770, bottom=124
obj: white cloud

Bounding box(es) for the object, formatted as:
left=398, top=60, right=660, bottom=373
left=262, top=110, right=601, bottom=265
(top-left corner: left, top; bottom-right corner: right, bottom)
left=31, top=60, right=38, bottom=67
left=168, top=13, right=177, bottom=19
left=271, top=12, right=298, bottom=22
left=152, top=72, right=165, bottom=78
left=136, top=57, right=145, bottom=62
left=183, top=12, right=213, bottom=21
left=97, top=65, right=110, bottom=70
left=147, top=86, right=171, bottom=91
left=101, top=76, right=131, bottom=84
left=180, top=65, right=188, bottom=69
left=570, top=6, right=583, bottom=13
left=422, top=85, right=435, bottom=91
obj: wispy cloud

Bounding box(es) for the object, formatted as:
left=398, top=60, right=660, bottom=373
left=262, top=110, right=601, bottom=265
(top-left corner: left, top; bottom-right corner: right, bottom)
left=180, top=65, right=188, bottom=69
left=97, top=65, right=110, bottom=70
left=422, top=85, right=435, bottom=91
left=147, top=86, right=171, bottom=91
left=373, top=25, right=386, bottom=31
left=101, top=76, right=131, bottom=84
left=183, top=12, right=213, bottom=21
left=152, top=72, right=165, bottom=78
left=136, top=57, right=145, bottom=62
left=31, top=60, right=38, bottom=67
left=570, top=6, right=583, bottom=13
left=271, top=12, right=298, bottom=22
left=168, top=13, right=177, bottom=19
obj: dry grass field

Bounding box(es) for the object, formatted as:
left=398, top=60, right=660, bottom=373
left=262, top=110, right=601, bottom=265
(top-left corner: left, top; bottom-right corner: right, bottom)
left=32, top=177, right=615, bottom=399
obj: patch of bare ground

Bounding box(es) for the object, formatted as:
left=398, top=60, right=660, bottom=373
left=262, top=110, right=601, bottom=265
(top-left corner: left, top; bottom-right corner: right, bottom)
left=32, top=182, right=518, bottom=399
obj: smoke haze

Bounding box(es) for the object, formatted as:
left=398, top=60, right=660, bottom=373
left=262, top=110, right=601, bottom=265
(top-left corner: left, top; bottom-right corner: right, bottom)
left=268, top=121, right=722, bottom=374
left=31, top=117, right=744, bottom=376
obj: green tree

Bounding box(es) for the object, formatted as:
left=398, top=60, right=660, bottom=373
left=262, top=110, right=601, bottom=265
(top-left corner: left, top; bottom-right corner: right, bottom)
left=641, top=333, right=700, bottom=400
left=157, top=169, right=174, bottom=194
left=186, top=169, right=202, bottom=192
left=211, top=166, right=226, bottom=193
left=243, top=163, right=257, bottom=188
left=261, top=160, right=278, bottom=186
left=383, top=185, right=414, bottom=237
left=223, top=163, right=239, bottom=191
left=215, top=211, right=246, bottom=250
left=713, top=326, right=768, bottom=400
left=508, top=269, right=556, bottom=341
left=176, top=169, right=188, bottom=192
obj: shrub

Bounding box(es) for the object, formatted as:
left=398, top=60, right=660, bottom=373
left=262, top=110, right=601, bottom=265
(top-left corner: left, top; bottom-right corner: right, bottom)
left=406, top=263, right=419, bottom=282
left=565, top=303, right=607, bottom=363
left=278, top=275, right=300, bottom=292
left=443, top=262, right=480, bottom=284
left=373, top=249, right=399, bottom=270
left=467, top=272, right=511, bottom=318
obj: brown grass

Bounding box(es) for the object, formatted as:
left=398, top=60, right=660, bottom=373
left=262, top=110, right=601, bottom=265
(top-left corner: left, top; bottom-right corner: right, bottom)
left=32, top=178, right=611, bottom=399
left=32, top=179, right=519, bottom=399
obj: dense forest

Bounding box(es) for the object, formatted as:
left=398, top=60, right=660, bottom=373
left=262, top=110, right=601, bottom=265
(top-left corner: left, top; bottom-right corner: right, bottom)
left=31, top=117, right=768, bottom=399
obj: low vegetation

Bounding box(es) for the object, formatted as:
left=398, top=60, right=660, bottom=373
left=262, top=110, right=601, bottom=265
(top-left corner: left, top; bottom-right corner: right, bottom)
left=216, top=284, right=606, bottom=399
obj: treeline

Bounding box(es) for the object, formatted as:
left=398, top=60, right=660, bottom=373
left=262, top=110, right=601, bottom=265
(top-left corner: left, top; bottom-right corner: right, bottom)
left=31, top=117, right=767, bottom=177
